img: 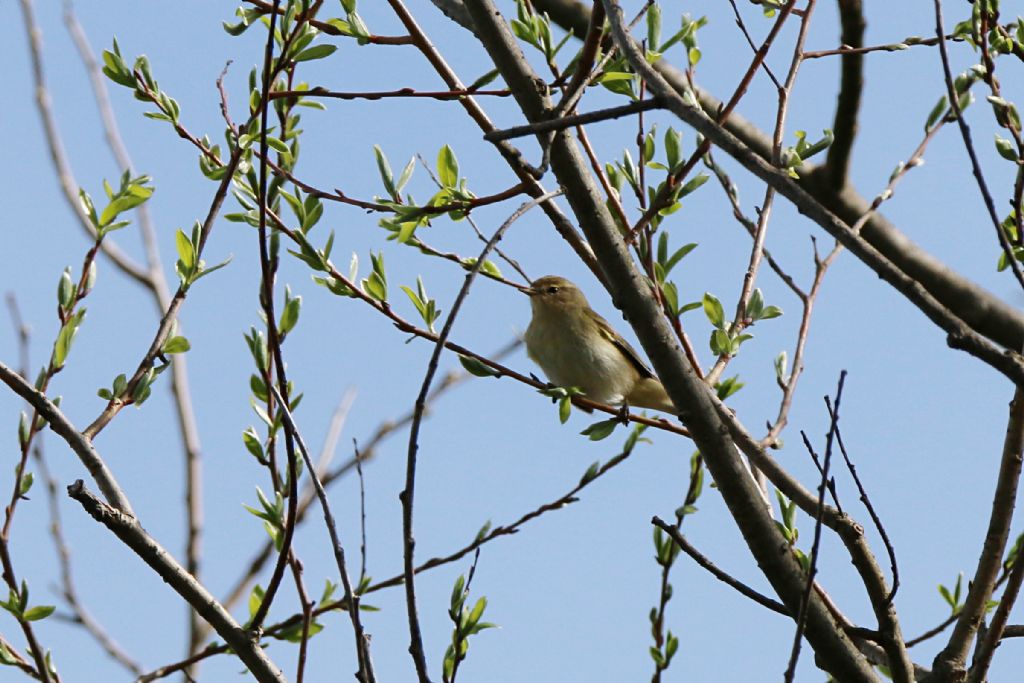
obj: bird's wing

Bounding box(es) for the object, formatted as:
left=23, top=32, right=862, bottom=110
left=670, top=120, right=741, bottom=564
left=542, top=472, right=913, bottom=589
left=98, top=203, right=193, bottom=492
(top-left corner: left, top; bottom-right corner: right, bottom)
left=592, top=311, right=656, bottom=379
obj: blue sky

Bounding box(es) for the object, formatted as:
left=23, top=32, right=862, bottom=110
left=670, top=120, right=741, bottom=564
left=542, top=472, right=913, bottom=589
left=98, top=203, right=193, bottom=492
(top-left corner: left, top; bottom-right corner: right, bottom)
left=3, top=1, right=1023, bottom=681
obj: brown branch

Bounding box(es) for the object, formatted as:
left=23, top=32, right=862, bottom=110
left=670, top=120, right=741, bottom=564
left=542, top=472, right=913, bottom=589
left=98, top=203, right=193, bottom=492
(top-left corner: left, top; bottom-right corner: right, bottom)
left=270, top=86, right=514, bottom=100
left=386, top=0, right=605, bottom=285
left=0, top=361, right=133, bottom=514
left=36, top=445, right=142, bottom=675
left=247, top=0, right=300, bottom=635
left=932, top=387, right=1024, bottom=679
left=708, top=0, right=816, bottom=387
left=932, top=0, right=1024, bottom=294
left=968, top=525, right=1024, bottom=682
left=725, top=0, right=782, bottom=89
left=538, top=0, right=1024, bottom=361
left=67, top=481, right=285, bottom=683
left=271, top=386, right=376, bottom=683
left=485, top=98, right=664, bottom=142
left=464, top=0, right=877, bottom=678
left=652, top=516, right=788, bottom=615
left=244, top=0, right=413, bottom=43
left=824, top=0, right=865, bottom=190
left=401, top=191, right=559, bottom=682
left=61, top=2, right=208, bottom=657
left=785, top=369, right=842, bottom=683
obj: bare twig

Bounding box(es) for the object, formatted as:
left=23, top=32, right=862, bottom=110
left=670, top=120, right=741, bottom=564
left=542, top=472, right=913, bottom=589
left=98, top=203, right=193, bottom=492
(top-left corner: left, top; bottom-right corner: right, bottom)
left=247, top=0, right=301, bottom=635
left=67, top=481, right=285, bottom=683
left=401, top=190, right=560, bottom=682
left=17, top=0, right=149, bottom=285
left=36, top=446, right=142, bottom=675
left=830, top=401, right=900, bottom=604
left=932, top=0, right=1024, bottom=293
left=484, top=98, right=664, bottom=141
left=652, top=517, right=788, bottom=616
left=271, top=386, right=376, bottom=683
left=931, top=385, right=1024, bottom=679
left=785, top=370, right=843, bottom=683
left=61, top=2, right=208, bottom=656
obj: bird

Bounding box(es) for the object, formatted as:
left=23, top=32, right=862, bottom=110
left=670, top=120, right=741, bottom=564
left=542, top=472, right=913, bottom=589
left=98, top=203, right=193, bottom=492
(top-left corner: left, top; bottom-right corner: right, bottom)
left=523, top=275, right=678, bottom=415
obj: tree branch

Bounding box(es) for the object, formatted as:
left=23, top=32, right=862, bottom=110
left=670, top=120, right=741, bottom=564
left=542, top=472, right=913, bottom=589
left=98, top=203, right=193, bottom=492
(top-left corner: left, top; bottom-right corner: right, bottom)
left=67, top=481, right=285, bottom=683
left=460, top=0, right=879, bottom=678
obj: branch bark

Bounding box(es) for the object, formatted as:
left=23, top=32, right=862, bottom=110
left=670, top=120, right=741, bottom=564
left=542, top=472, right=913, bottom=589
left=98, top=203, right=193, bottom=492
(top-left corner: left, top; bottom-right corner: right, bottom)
left=66, top=481, right=285, bottom=683
left=460, top=1, right=879, bottom=679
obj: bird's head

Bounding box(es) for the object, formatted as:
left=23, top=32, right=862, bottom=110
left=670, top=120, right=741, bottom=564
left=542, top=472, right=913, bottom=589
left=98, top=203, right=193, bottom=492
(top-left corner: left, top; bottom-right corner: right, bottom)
left=526, top=276, right=590, bottom=314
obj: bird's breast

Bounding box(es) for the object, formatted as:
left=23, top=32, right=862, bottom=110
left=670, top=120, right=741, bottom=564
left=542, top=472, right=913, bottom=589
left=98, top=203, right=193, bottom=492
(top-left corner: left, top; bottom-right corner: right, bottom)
left=525, top=315, right=636, bottom=404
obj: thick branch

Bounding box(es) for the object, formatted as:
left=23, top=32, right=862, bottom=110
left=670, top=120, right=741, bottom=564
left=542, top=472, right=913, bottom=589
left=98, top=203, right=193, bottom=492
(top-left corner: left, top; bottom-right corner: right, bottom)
left=0, top=361, right=133, bottom=514
left=824, top=0, right=865, bottom=189
left=534, top=0, right=1024, bottom=358
left=930, top=388, right=1024, bottom=680
left=460, top=1, right=878, bottom=679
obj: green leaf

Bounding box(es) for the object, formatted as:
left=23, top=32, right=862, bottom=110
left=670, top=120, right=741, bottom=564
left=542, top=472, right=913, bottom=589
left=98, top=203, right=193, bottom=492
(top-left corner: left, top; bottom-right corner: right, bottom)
left=995, top=135, right=1018, bottom=161
left=23, top=605, right=55, bottom=622
left=459, top=355, right=499, bottom=377
left=580, top=418, right=618, bottom=441
left=57, top=268, right=75, bottom=309
left=162, top=336, right=191, bottom=354
left=558, top=396, right=572, bottom=423
left=242, top=427, right=265, bottom=461
left=646, top=3, right=661, bottom=48
left=578, top=461, right=600, bottom=486
left=0, top=640, right=18, bottom=665
left=279, top=295, right=302, bottom=335
left=53, top=312, right=85, bottom=369
left=175, top=230, right=195, bottom=271
left=374, top=145, right=396, bottom=199
left=702, top=293, right=725, bottom=329
left=437, top=144, right=459, bottom=188
left=248, top=584, right=266, bottom=619
left=678, top=173, right=708, bottom=198
left=18, top=471, right=33, bottom=497
left=293, top=44, right=337, bottom=62
left=663, top=243, right=697, bottom=275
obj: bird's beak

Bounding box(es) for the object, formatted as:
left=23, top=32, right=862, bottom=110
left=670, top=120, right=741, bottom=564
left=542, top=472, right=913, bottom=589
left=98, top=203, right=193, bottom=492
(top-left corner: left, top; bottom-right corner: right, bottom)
left=521, top=285, right=537, bottom=297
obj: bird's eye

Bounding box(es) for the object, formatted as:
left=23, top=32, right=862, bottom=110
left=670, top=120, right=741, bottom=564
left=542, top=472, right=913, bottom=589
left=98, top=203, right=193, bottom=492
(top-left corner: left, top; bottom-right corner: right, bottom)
left=546, top=286, right=559, bottom=294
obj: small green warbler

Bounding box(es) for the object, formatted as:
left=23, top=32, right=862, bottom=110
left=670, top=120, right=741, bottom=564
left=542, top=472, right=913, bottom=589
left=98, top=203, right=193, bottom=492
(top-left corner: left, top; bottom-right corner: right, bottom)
left=524, top=275, right=678, bottom=414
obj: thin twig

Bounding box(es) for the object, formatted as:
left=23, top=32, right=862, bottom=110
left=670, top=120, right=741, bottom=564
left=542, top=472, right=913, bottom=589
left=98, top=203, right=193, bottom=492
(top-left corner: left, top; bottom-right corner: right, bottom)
left=401, top=190, right=560, bottom=682
left=17, top=0, right=149, bottom=285
left=785, top=369, right=843, bottom=682
left=829, top=401, right=900, bottom=604
left=140, top=418, right=644, bottom=679
left=246, top=0, right=306, bottom=635
left=62, top=3, right=208, bottom=657
left=36, top=446, right=143, bottom=675
left=933, top=0, right=1024, bottom=293
left=484, top=98, right=664, bottom=141
left=271, top=386, right=377, bottom=683
left=354, top=440, right=369, bottom=584
left=211, top=342, right=521, bottom=629
left=652, top=517, right=788, bottom=616
left=67, top=481, right=285, bottom=682
left=931, top=384, right=1024, bottom=679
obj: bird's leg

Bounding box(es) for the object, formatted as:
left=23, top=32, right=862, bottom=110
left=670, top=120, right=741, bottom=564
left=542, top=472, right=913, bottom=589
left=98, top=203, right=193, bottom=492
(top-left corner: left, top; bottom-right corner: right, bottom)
left=615, top=401, right=632, bottom=424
